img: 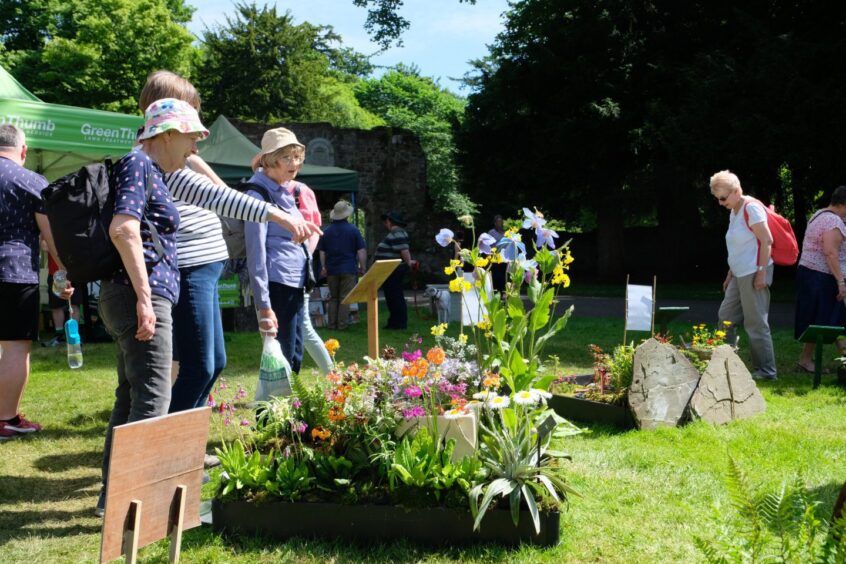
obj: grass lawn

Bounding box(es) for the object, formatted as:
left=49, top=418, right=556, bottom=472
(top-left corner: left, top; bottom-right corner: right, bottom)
left=2, top=302, right=845, bottom=563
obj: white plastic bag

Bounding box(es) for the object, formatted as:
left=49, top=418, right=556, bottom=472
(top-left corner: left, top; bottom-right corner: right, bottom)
left=255, top=335, right=292, bottom=401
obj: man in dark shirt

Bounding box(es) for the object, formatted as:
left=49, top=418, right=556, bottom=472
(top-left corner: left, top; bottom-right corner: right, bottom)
left=0, top=124, right=68, bottom=439
left=318, top=200, right=366, bottom=329
left=375, top=211, right=414, bottom=330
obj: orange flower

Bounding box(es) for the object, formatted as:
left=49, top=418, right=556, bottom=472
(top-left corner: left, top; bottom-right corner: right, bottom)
left=426, top=346, right=445, bottom=365
left=326, top=370, right=341, bottom=384
left=311, top=427, right=331, bottom=441
left=328, top=406, right=346, bottom=422
left=482, top=371, right=501, bottom=389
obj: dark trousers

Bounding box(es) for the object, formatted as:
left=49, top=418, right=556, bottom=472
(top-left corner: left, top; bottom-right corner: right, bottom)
left=99, top=282, right=173, bottom=485
left=269, top=282, right=305, bottom=373
left=170, top=260, right=227, bottom=412
left=381, top=263, right=408, bottom=329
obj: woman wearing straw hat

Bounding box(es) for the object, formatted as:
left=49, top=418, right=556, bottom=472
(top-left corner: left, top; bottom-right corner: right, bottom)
left=245, top=128, right=312, bottom=375
left=96, top=98, right=209, bottom=515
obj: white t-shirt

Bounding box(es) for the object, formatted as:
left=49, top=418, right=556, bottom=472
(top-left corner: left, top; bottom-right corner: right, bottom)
left=726, top=199, right=772, bottom=277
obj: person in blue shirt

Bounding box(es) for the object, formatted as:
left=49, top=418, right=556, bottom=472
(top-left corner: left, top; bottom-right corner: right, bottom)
left=0, top=124, right=69, bottom=440
left=318, top=200, right=367, bottom=329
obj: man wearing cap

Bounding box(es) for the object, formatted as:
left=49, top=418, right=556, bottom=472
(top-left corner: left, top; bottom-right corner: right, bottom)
left=319, top=201, right=367, bottom=330
left=0, top=124, right=69, bottom=440
left=375, top=211, right=414, bottom=330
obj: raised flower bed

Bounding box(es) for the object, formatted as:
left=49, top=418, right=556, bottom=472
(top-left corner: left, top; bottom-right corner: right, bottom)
left=212, top=208, right=582, bottom=546
left=212, top=498, right=560, bottom=547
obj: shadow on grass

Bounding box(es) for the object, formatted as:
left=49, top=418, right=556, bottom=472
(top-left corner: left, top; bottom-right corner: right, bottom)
left=34, top=450, right=102, bottom=472
left=0, top=475, right=100, bottom=504
left=808, top=480, right=846, bottom=520
left=0, top=508, right=101, bottom=544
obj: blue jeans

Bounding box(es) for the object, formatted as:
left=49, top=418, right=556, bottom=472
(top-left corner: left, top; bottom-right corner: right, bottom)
left=99, top=281, right=173, bottom=484
left=170, top=261, right=227, bottom=412
left=269, top=282, right=304, bottom=373
left=303, top=292, right=333, bottom=375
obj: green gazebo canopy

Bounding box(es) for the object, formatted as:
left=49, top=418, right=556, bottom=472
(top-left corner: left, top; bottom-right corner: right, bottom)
left=1, top=65, right=143, bottom=180
left=199, top=115, right=359, bottom=192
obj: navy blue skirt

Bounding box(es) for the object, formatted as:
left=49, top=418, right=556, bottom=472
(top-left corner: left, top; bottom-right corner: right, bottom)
left=794, top=265, right=846, bottom=339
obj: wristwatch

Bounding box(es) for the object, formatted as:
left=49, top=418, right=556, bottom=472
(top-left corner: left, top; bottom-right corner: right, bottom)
left=756, top=265, right=765, bottom=272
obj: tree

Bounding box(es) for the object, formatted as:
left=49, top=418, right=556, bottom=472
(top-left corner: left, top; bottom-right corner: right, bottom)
left=1, top=0, right=197, bottom=113
left=197, top=2, right=345, bottom=123
left=356, top=65, right=475, bottom=214
left=459, top=0, right=846, bottom=280
left=351, top=0, right=477, bottom=49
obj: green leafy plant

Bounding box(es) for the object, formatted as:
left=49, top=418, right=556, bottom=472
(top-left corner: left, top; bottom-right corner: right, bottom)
left=435, top=208, right=575, bottom=393
left=216, top=440, right=274, bottom=499
left=263, top=455, right=314, bottom=502
left=694, top=457, right=846, bottom=563
left=388, top=428, right=483, bottom=500
left=470, top=398, right=578, bottom=534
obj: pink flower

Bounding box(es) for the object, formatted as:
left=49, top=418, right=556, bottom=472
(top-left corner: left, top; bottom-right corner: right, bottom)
left=207, top=394, right=216, bottom=408
left=402, top=350, right=422, bottom=362
left=224, top=417, right=231, bottom=426
left=236, top=386, right=247, bottom=400
left=239, top=419, right=250, bottom=427
left=292, top=398, right=302, bottom=409
left=402, top=406, right=426, bottom=419
left=404, top=386, right=423, bottom=398
left=218, top=379, right=228, bottom=390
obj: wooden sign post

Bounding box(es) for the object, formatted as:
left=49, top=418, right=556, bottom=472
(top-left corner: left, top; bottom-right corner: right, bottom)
left=100, top=406, right=210, bottom=563
left=798, top=325, right=844, bottom=389
left=342, top=259, right=401, bottom=359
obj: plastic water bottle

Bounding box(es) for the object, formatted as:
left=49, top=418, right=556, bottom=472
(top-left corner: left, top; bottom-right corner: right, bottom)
left=65, top=306, right=83, bottom=369
left=52, top=270, right=68, bottom=297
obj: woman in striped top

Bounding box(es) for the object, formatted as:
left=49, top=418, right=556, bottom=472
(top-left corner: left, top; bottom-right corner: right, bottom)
left=139, top=72, right=319, bottom=414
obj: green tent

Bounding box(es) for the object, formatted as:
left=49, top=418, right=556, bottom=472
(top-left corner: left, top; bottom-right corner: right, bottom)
left=0, top=66, right=142, bottom=180
left=199, top=115, right=359, bottom=192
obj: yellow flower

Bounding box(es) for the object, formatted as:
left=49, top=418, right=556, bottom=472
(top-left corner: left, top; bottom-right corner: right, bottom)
left=504, top=228, right=517, bottom=239
left=444, top=265, right=455, bottom=275
left=562, top=249, right=574, bottom=265
left=430, top=323, right=448, bottom=337
left=450, top=259, right=462, bottom=267
left=474, top=256, right=489, bottom=268
left=449, top=278, right=464, bottom=293
left=715, top=330, right=726, bottom=339
left=489, top=249, right=504, bottom=264
left=723, top=320, right=732, bottom=327
left=462, top=280, right=472, bottom=291
left=476, top=317, right=491, bottom=331
left=324, top=338, right=340, bottom=357
left=458, top=333, right=468, bottom=345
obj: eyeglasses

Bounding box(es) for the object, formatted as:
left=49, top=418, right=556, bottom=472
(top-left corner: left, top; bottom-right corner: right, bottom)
left=280, top=155, right=304, bottom=164
left=717, top=195, right=729, bottom=202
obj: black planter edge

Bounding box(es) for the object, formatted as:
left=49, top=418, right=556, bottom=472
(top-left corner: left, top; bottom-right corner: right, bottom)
left=548, top=394, right=636, bottom=429
left=211, top=498, right=561, bottom=547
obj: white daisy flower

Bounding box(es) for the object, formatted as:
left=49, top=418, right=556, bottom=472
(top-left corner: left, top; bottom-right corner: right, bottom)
left=488, top=395, right=511, bottom=409
left=513, top=390, right=540, bottom=406
left=473, top=390, right=497, bottom=401
left=532, top=388, right=552, bottom=399
left=443, top=408, right=465, bottom=420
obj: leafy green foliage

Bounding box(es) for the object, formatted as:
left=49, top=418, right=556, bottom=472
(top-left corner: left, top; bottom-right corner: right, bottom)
left=694, top=457, right=846, bottom=563
left=1, top=0, right=197, bottom=113
left=350, top=0, right=477, bottom=49
left=606, top=344, right=634, bottom=391
left=388, top=428, right=483, bottom=500
left=355, top=65, right=475, bottom=214
left=470, top=406, right=577, bottom=534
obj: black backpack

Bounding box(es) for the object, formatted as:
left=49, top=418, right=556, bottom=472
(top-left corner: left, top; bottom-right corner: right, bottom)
left=42, top=161, right=164, bottom=285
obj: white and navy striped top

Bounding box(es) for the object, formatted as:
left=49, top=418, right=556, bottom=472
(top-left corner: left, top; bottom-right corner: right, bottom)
left=164, top=168, right=271, bottom=269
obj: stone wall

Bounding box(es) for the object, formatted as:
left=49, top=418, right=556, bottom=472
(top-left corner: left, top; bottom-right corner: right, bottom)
left=230, top=120, right=455, bottom=281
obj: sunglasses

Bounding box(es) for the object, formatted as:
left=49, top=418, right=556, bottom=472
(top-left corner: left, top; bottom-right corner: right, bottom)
left=717, top=195, right=729, bottom=202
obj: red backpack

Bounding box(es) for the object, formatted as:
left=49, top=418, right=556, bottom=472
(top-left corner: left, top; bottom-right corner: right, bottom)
left=743, top=197, right=799, bottom=266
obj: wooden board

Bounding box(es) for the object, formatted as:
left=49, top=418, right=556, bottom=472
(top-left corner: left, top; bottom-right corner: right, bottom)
left=342, top=259, right=401, bottom=304
left=100, top=407, right=210, bottom=562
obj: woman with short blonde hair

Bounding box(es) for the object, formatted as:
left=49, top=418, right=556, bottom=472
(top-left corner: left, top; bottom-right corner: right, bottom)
left=711, top=169, right=777, bottom=380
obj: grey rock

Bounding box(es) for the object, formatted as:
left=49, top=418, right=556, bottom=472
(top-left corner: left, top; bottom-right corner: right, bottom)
left=688, top=345, right=766, bottom=424
left=629, top=339, right=701, bottom=430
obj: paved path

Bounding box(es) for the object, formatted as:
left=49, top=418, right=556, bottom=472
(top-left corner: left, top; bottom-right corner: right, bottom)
left=555, top=295, right=794, bottom=329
